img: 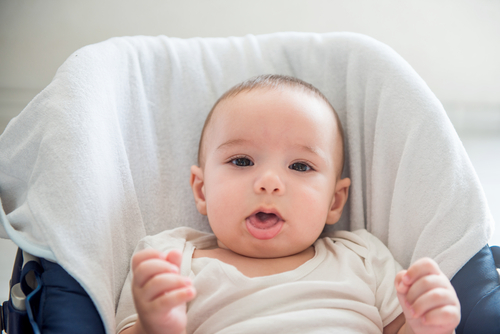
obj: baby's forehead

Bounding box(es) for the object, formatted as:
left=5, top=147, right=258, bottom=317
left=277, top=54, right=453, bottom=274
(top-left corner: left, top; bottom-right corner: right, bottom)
left=212, top=86, right=333, bottom=119
left=199, top=86, right=344, bottom=171
left=213, top=91, right=340, bottom=142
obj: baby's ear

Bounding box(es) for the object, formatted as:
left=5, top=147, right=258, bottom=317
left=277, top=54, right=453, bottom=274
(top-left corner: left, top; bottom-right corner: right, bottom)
left=326, top=177, right=351, bottom=225
left=190, top=165, right=207, bottom=215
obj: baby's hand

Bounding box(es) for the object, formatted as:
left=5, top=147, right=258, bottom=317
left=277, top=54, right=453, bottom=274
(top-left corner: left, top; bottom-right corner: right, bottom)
left=131, top=249, right=196, bottom=334
left=395, top=258, right=460, bottom=334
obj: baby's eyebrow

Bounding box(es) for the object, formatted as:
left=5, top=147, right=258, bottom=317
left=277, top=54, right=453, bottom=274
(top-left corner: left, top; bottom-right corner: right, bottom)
left=296, top=144, right=330, bottom=164
left=216, top=138, right=250, bottom=151
left=298, top=144, right=321, bottom=155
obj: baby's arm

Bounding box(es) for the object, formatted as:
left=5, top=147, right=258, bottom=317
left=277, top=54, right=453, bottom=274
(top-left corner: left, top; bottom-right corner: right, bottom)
left=388, top=258, right=460, bottom=334
left=120, top=249, right=196, bottom=334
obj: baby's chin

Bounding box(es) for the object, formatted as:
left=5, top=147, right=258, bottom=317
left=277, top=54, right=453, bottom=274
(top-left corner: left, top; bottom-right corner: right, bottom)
left=216, top=238, right=308, bottom=259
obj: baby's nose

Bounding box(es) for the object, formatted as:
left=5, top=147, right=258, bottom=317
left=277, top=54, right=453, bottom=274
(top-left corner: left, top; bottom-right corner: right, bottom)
left=254, top=170, right=285, bottom=195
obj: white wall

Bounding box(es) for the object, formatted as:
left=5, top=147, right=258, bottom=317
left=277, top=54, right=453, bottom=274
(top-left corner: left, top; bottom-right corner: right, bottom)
left=1, top=0, right=499, bottom=128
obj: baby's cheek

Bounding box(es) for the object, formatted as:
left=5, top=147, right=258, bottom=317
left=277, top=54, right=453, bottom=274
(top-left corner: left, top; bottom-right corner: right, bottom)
left=298, top=188, right=330, bottom=219
left=206, top=183, right=245, bottom=221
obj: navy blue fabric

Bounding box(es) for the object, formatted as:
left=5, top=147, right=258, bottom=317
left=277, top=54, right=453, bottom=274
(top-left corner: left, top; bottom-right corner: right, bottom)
left=1, top=249, right=105, bottom=334
left=20, top=261, right=43, bottom=297
left=451, top=245, right=500, bottom=334
left=2, top=299, right=34, bottom=334
left=490, top=245, right=500, bottom=267
left=36, top=258, right=106, bottom=334
left=21, top=261, right=44, bottom=334
left=1, top=248, right=33, bottom=334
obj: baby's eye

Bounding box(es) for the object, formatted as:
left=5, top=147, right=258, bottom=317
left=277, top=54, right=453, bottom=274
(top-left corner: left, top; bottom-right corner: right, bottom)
left=289, top=162, right=312, bottom=172
left=231, top=157, right=254, bottom=167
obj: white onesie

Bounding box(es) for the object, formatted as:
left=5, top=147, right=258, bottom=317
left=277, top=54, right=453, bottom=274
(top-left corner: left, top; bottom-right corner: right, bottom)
left=116, top=227, right=403, bottom=334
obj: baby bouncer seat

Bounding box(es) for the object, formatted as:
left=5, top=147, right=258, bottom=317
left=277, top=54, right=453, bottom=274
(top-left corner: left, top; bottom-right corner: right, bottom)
left=1, top=32, right=499, bottom=334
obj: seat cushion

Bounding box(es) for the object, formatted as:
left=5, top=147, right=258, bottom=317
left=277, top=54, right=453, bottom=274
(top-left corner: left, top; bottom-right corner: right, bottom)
left=37, top=259, right=105, bottom=334
left=451, top=245, right=500, bottom=334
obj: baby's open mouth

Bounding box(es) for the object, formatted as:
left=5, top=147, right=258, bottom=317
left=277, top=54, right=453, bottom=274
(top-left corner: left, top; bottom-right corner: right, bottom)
left=254, top=212, right=280, bottom=228
left=245, top=211, right=284, bottom=240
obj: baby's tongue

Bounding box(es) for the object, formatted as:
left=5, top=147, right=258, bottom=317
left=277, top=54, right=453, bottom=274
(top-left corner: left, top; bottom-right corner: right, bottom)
left=245, top=212, right=284, bottom=240
left=253, top=212, right=279, bottom=228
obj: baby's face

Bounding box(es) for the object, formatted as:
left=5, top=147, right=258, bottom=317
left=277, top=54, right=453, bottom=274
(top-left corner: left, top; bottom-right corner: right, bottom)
left=191, top=88, right=349, bottom=258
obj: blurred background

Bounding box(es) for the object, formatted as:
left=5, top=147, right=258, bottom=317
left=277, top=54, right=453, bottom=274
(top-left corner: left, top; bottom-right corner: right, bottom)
left=1, top=0, right=499, bottom=302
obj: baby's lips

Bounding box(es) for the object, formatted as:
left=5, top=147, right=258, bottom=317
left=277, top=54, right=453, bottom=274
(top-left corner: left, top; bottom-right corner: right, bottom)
left=245, top=214, right=284, bottom=240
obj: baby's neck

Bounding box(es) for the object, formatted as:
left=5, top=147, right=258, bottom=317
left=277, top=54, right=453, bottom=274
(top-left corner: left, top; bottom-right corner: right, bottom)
left=192, top=245, right=315, bottom=278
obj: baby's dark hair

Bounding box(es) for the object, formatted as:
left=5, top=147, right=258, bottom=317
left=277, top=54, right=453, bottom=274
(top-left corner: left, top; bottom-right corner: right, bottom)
left=198, top=74, right=345, bottom=175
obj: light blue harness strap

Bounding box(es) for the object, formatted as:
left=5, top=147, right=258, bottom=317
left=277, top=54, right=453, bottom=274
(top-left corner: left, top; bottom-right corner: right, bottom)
left=21, top=261, right=43, bottom=334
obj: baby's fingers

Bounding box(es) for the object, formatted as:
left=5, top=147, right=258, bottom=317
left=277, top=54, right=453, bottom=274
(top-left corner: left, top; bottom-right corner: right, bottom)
left=419, top=304, right=460, bottom=329
left=132, top=249, right=167, bottom=272
left=405, top=273, right=451, bottom=306
left=403, top=258, right=441, bottom=286
left=141, top=274, right=193, bottom=302
left=411, top=287, right=459, bottom=319
left=166, top=249, right=183, bottom=270
left=133, top=257, right=180, bottom=288
left=395, top=270, right=410, bottom=295
left=153, top=285, right=197, bottom=311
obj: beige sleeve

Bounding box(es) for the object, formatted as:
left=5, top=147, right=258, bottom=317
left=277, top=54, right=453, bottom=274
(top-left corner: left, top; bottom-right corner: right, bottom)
left=354, top=230, right=403, bottom=327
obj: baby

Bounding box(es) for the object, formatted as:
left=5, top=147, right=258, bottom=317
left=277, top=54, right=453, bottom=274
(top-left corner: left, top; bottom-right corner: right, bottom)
left=116, top=75, right=460, bottom=334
